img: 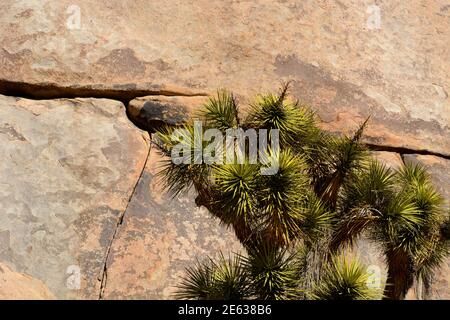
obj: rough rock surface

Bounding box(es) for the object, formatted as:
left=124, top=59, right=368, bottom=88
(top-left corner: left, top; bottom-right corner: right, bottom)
left=0, top=262, right=55, bottom=299
left=1, top=0, right=449, bottom=155
left=0, top=94, right=149, bottom=299
left=128, top=95, right=209, bottom=130
left=372, top=151, right=403, bottom=168
left=428, top=258, right=450, bottom=300
left=102, top=148, right=243, bottom=299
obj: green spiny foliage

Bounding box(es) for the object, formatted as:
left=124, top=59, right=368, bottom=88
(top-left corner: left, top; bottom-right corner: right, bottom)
left=154, top=83, right=448, bottom=300
left=175, top=253, right=252, bottom=300
left=154, top=124, right=211, bottom=196
left=333, top=160, right=447, bottom=299
left=309, top=254, right=382, bottom=300
left=200, top=90, right=239, bottom=131
left=299, top=194, right=334, bottom=246
left=241, top=243, right=303, bottom=300
left=245, top=85, right=316, bottom=147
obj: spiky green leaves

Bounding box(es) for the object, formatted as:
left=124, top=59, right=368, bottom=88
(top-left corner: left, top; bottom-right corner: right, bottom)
left=245, top=84, right=316, bottom=146
left=175, top=254, right=252, bottom=300
left=396, top=163, right=447, bottom=286
left=397, top=163, right=443, bottom=223
left=310, top=255, right=382, bottom=300
left=175, top=248, right=302, bottom=300
left=242, top=244, right=302, bottom=300
left=212, top=162, right=259, bottom=225
left=334, top=161, right=424, bottom=252
left=257, top=150, right=309, bottom=245
left=331, top=161, right=395, bottom=250
left=154, top=85, right=447, bottom=300
left=154, top=85, right=324, bottom=247
left=154, top=124, right=211, bottom=196
left=299, top=195, right=334, bottom=246
left=316, top=126, right=369, bottom=208
left=333, top=160, right=447, bottom=299
left=341, top=160, right=395, bottom=211
left=210, top=149, right=312, bottom=246
left=200, top=90, right=239, bottom=131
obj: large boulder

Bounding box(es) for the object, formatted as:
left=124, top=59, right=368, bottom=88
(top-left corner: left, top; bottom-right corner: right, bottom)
left=0, top=0, right=448, bottom=155
left=102, top=148, right=243, bottom=299
left=0, top=94, right=150, bottom=299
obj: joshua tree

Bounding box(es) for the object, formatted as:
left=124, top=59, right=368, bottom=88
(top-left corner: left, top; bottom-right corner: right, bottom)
left=154, top=83, right=448, bottom=300
left=331, top=161, right=449, bottom=299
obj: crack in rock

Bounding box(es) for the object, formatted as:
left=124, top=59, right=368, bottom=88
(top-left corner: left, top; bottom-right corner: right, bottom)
left=365, top=143, right=450, bottom=161
left=98, top=138, right=152, bottom=299
left=0, top=79, right=209, bottom=106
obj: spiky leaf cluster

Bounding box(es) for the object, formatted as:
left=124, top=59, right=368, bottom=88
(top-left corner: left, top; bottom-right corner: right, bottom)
left=154, top=84, right=448, bottom=300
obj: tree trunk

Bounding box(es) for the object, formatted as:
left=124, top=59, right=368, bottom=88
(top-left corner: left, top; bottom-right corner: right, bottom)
left=383, top=248, right=414, bottom=300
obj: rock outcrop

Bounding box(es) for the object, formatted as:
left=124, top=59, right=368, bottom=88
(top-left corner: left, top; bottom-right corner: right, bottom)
left=372, top=151, right=403, bottom=169
left=1, top=0, right=449, bottom=155
left=0, top=94, right=149, bottom=298
left=0, top=94, right=241, bottom=299
left=0, top=0, right=448, bottom=300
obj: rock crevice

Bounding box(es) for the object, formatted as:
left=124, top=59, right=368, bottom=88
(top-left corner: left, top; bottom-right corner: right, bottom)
left=98, top=137, right=152, bottom=299
left=0, top=83, right=448, bottom=162
left=0, top=79, right=209, bottom=106
left=366, top=144, right=450, bottom=161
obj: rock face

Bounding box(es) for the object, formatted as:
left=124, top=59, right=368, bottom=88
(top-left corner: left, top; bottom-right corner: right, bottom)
left=102, top=148, right=243, bottom=299
left=0, top=94, right=149, bottom=299
left=0, top=262, right=55, bottom=299
left=128, top=95, right=209, bottom=130
left=0, top=93, right=243, bottom=299
left=0, top=0, right=449, bottom=155
left=0, top=0, right=449, bottom=300
left=372, top=151, right=403, bottom=169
